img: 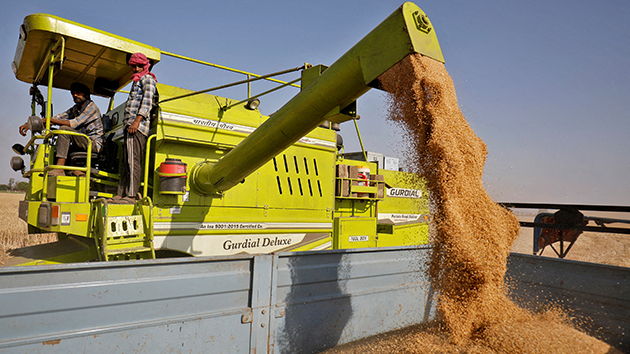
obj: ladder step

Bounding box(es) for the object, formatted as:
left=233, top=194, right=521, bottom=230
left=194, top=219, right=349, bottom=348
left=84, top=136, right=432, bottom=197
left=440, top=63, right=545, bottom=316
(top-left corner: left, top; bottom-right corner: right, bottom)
left=106, top=215, right=144, bottom=237
left=95, top=202, right=156, bottom=261
left=106, top=236, right=148, bottom=244
left=106, top=246, right=153, bottom=256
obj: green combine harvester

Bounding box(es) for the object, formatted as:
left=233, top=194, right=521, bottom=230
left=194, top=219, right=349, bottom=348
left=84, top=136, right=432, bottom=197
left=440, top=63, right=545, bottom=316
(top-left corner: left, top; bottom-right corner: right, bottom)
left=8, top=2, right=444, bottom=265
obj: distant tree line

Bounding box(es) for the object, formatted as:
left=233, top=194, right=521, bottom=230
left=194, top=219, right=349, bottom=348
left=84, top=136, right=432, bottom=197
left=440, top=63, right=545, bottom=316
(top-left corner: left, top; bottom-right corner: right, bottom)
left=0, top=178, right=28, bottom=192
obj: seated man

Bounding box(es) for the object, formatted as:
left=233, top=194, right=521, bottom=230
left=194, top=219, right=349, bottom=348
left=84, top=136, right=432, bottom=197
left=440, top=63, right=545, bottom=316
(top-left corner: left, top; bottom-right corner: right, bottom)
left=19, top=82, right=103, bottom=176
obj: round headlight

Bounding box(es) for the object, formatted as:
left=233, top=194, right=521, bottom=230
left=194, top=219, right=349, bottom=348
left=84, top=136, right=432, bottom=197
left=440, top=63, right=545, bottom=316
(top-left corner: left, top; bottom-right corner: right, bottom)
left=246, top=98, right=260, bottom=110
left=10, top=156, right=25, bottom=172
left=27, top=115, right=44, bottom=134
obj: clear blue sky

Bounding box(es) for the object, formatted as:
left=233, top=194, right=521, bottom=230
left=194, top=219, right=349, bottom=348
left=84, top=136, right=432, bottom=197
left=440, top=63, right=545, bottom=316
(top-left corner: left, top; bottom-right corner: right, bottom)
left=0, top=0, right=628, bottom=205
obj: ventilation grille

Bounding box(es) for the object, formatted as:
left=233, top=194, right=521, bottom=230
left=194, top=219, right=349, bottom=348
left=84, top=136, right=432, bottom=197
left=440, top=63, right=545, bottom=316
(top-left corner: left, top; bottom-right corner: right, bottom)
left=272, top=154, right=323, bottom=197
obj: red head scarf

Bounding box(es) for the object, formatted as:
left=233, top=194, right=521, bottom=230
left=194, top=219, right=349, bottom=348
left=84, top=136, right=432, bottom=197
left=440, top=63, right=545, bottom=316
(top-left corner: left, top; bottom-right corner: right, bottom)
left=129, top=53, right=157, bottom=82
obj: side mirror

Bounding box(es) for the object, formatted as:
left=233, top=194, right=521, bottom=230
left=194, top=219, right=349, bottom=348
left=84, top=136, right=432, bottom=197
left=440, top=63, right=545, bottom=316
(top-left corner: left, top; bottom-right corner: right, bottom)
left=12, top=143, right=25, bottom=155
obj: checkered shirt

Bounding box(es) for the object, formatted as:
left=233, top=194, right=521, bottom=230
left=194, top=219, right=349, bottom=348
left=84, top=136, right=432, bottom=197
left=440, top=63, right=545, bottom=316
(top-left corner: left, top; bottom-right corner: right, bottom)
left=54, top=100, right=103, bottom=152
left=124, top=74, right=157, bottom=137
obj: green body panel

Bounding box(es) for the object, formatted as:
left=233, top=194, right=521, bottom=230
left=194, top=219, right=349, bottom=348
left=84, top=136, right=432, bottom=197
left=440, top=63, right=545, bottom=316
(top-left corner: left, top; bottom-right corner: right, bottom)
left=376, top=169, right=430, bottom=246
left=334, top=217, right=378, bottom=249
left=377, top=169, right=429, bottom=220
left=146, top=83, right=338, bottom=256
left=334, top=159, right=430, bottom=248
left=377, top=222, right=429, bottom=247
left=47, top=175, right=87, bottom=202
left=23, top=201, right=90, bottom=236
left=9, top=3, right=442, bottom=265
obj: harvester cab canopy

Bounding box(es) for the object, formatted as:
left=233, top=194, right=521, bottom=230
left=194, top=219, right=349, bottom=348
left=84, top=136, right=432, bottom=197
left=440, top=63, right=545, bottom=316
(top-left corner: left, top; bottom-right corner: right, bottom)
left=12, top=13, right=161, bottom=97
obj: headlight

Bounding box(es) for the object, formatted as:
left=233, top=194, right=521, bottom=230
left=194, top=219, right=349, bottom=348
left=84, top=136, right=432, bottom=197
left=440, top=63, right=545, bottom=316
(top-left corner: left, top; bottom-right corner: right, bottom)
left=10, top=156, right=25, bottom=172
left=246, top=98, right=260, bottom=110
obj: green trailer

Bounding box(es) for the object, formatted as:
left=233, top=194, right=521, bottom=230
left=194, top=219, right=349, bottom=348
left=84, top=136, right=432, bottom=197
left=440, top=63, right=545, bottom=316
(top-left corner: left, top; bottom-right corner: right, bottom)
left=8, top=2, right=443, bottom=265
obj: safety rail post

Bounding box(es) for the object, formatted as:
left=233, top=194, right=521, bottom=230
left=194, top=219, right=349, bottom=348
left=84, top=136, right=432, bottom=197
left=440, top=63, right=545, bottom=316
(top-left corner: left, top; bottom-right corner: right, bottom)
left=21, top=135, right=46, bottom=177
left=143, top=134, right=157, bottom=199
left=138, top=196, right=156, bottom=259
left=35, top=37, right=65, bottom=134
left=352, top=117, right=368, bottom=163
left=90, top=198, right=108, bottom=261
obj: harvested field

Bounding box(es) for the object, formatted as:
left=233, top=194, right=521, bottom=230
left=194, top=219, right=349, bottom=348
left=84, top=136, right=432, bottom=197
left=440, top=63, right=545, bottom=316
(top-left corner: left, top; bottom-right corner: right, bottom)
left=0, top=193, right=56, bottom=265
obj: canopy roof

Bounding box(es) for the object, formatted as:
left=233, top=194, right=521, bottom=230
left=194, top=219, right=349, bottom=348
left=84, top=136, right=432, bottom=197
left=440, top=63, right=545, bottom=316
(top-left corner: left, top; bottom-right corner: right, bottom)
left=12, top=13, right=161, bottom=97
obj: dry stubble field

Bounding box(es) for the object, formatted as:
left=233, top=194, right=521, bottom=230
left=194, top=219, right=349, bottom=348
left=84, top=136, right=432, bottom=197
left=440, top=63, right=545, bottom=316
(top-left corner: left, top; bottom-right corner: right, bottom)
left=0, top=193, right=56, bottom=265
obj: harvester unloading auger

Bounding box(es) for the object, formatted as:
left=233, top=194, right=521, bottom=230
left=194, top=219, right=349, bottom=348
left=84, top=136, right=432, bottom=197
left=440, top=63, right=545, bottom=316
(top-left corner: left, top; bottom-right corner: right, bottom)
left=194, top=3, right=444, bottom=194
left=8, top=2, right=443, bottom=265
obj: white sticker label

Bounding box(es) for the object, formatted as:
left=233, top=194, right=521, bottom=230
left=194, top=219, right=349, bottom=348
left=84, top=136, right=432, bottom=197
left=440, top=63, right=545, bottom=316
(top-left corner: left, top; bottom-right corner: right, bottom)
left=378, top=213, right=425, bottom=223
left=200, top=223, right=264, bottom=230
left=386, top=188, right=423, bottom=199
left=183, top=191, right=190, bottom=202
left=170, top=206, right=181, bottom=214
left=61, top=212, right=71, bottom=226
left=349, top=235, right=369, bottom=242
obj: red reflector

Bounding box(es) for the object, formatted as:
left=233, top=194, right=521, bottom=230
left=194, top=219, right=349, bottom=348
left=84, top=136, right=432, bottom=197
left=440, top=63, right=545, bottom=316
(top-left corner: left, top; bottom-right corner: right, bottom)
left=51, top=205, right=60, bottom=226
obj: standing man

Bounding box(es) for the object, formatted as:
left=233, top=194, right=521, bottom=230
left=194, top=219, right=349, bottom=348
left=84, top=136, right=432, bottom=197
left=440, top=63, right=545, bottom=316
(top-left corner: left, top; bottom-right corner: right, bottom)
left=111, top=52, right=157, bottom=204
left=19, top=82, right=103, bottom=177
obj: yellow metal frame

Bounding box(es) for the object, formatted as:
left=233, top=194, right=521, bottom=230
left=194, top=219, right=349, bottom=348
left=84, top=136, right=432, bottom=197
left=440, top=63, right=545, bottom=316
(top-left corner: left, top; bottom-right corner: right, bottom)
left=162, top=51, right=302, bottom=91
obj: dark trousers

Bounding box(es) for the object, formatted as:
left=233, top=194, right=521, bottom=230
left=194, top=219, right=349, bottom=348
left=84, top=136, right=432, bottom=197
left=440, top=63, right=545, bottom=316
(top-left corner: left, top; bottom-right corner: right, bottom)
left=117, top=130, right=147, bottom=198
left=56, top=125, right=97, bottom=159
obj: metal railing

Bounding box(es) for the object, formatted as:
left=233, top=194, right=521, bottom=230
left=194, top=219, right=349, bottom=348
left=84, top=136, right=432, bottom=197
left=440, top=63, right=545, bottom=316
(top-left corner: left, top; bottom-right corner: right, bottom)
left=40, top=130, right=93, bottom=203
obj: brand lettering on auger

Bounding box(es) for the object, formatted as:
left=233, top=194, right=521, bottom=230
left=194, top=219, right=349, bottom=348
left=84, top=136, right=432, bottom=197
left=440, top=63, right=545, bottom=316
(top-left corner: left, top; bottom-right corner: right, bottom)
left=386, top=188, right=422, bottom=199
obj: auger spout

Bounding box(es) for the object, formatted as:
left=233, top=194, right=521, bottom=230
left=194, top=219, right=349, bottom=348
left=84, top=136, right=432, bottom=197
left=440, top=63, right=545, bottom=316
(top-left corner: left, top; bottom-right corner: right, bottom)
left=192, top=2, right=444, bottom=194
